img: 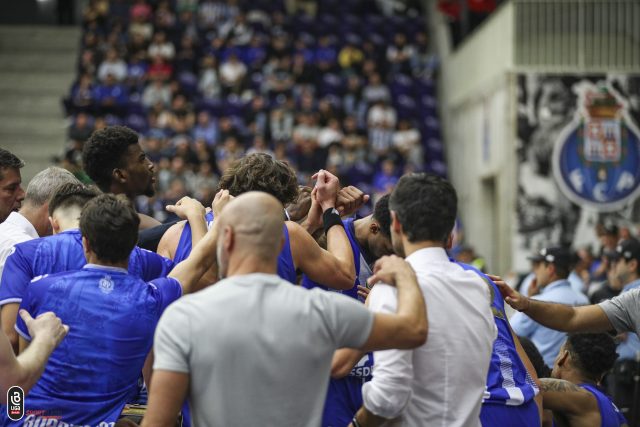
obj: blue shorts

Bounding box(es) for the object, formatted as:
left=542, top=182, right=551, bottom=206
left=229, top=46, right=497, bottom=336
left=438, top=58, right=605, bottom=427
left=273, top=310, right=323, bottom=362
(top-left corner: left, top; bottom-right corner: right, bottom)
left=480, top=399, right=540, bottom=427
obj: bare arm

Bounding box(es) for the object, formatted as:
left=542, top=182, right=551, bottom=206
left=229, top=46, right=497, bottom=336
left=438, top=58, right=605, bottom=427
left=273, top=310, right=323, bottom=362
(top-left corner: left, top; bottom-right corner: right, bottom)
left=140, top=370, right=189, bottom=427
left=539, top=378, right=599, bottom=417
left=510, top=324, right=543, bottom=426
left=331, top=348, right=365, bottom=379
left=156, top=221, right=185, bottom=259
left=167, top=220, right=218, bottom=294
left=138, top=213, right=162, bottom=231
left=492, top=276, right=613, bottom=333
left=1, top=303, right=19, bottom=354
left=360, top=255, right=427, bottom=352
left=2, top=311, right=68, bottom=402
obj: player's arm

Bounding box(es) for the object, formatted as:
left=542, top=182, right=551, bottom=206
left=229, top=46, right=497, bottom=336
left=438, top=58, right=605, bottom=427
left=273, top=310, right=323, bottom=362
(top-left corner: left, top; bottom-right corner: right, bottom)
left=360, top=256, right=427, bottom=352
left=140, top=370, right=188, bottom=427
left=1, top=304, right=19, bottom=353
left=492, top=275, right=613, bottom=333
left=156, top=221, right=186, bottom=259
left=331, top=348, right=365, bottom=379
left=165, top=197, right=207, bottom=250
left=1, top=310, right=68, bottom=402
left=138, top=213, right=162, bottom=231
left=509, top=324, right=543, bottom=425
left=539, top=378, right=598, bottom=417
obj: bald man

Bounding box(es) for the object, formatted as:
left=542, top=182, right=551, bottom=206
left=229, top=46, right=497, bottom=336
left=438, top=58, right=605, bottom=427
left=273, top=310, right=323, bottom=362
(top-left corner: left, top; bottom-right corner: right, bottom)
left=142, top=192, right=428, bottom=427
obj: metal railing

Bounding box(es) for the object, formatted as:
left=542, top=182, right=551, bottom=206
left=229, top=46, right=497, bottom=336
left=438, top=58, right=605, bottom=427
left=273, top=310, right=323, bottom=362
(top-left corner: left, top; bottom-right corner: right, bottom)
left=514, top=0, right=640, bottom=71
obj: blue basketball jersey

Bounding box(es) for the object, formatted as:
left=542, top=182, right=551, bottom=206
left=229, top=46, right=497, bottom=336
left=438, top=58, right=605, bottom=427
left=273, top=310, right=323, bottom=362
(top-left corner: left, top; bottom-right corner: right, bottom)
left=301, top=218, right=374, bottom=427
left=456, top=263, right=539, bottom=407
left=0, top=229, right=174, bottom=307
left=174, top=212, right=297, bottom=284
left=3, top=265, right=182, bottom=426
left=580, top=384, right=628, bottom=427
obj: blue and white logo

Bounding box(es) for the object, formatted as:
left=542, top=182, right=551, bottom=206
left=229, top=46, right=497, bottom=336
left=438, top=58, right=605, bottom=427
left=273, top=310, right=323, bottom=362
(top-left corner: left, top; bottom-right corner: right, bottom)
left=99, top=275, right=114, bottom=294
left=552, top=82, right=640, bottom=211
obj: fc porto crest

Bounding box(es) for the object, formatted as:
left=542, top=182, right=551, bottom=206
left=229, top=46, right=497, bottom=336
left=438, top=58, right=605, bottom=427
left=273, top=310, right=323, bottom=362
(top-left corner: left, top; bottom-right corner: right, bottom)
left=552, top=83, right=640, bottom=211
left=99, top=275, right=115, bottom=294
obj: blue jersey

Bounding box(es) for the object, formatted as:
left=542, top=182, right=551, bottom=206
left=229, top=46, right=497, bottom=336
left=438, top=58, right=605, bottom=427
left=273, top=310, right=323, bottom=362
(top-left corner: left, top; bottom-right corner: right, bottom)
left=3, top=265, right=182, bottom=426
left=0, top=229, right=174, bottom=307
left=456, top=263, right=539, bottom=407
left=581, top=384, right=628, bottom=427
left=174, top=212, right=297, bottom=284
left=301, top=219, right=374, bottom=427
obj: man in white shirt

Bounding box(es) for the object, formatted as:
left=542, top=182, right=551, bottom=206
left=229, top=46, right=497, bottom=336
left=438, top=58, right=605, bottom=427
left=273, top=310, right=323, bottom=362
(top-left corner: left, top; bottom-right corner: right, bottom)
left=0, top=166, right=79, bottom=315
left=352, top=173, right=497, bottom=427
left=0, top=148, right=25, bottom=224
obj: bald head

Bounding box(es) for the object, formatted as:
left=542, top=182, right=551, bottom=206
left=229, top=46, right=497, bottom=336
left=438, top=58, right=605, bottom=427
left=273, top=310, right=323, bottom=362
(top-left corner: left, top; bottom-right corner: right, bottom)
left=216, top=192, right=285, bottom=276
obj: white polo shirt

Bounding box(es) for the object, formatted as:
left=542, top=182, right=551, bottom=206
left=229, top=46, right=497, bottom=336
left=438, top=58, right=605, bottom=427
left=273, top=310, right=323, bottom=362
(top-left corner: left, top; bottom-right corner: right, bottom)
left=363, top=247, right=497, bottom=427
left=0, top=211, right=38, bottom=280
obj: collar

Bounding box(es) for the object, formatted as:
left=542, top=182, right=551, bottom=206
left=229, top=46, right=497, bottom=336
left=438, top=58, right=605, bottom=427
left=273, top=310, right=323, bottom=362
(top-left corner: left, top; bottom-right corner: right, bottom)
left=5, top=212, right=38, bottom=239
left=541, top=279, right=570, bottom=294
left=405, top=246, right=449, bottom=266
left=623, top=278, right=640, bottom=293
left=83, top=264, right=128, bottom=274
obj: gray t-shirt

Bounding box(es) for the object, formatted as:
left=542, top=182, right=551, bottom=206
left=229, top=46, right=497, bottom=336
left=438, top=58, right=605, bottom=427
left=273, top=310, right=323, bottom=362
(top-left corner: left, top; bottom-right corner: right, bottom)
left=599, top=288, right=640, bottom=334
left=153, top=273, right=374, bottom=427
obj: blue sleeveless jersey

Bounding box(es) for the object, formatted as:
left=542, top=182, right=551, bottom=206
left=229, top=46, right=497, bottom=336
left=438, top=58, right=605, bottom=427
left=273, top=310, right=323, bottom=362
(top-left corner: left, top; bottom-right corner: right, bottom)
left=2, top=266, right=182, bottom=426
left=0, top=229, right=174, bottom=307
left=301, top=219, right=374, bottom=427
left=581, top=384, right=628, bottom=427
left=456, top=263, right=539, bottom=407
left=174, top=212, right=297, bottom=284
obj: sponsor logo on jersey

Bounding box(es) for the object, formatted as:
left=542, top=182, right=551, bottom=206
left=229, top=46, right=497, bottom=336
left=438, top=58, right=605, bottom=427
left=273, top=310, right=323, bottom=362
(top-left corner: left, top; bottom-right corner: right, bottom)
left=7, top=386, right=24, bottom=421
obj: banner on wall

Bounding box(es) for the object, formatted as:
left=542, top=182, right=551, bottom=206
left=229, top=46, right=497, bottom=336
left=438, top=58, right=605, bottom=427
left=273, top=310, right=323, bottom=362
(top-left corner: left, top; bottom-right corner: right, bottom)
left=514, top=74, right=640, bottom=271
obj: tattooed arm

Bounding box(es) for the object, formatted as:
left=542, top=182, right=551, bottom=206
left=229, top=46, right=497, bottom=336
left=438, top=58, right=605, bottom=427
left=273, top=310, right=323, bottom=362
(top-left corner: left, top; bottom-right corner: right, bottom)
left=539, top=378, right=600, bottom=423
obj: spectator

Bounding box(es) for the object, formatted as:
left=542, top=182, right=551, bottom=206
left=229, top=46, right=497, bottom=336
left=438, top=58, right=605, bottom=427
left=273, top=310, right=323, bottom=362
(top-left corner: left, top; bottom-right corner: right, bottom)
left=68, top=112, right=95, bottom=144
left=216, top=136, right=245, bottom=173
left=338, top=40, right=365, bottom=71
left=192, top=111, right=218, bottom=146
left=393, top=119, right=423, bottom=169
left=219, top=52, right=248, bottom=95
left=362, top=72, right=391, bottom=105
left=198, top=55, right=221, bottom=100
left=98, top=48, right=127, bottom=83
left=142, top=78, right=171, bottom=108
left=147, top=55, right=173, bottom=82
left=386, top=33, right=415, bottom=75
left=372, top=157, right=399, bottom=195
left=148, top=31, right=176, bottom=62
left=315, top=35, right=338, bottom=73
left=93, top=73, right=128, bottom=114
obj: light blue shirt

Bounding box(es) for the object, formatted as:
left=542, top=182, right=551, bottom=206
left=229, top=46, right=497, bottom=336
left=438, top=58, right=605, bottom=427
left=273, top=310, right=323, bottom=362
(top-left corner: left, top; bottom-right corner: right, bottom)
left=617, top=279, right=640, bottom=361
left=511, top=279, right=590, bottom=366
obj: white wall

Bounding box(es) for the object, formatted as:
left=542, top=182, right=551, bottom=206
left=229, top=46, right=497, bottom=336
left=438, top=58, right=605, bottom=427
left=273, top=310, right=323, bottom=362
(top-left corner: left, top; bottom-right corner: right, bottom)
left=438, top=3, right=518, bottom=274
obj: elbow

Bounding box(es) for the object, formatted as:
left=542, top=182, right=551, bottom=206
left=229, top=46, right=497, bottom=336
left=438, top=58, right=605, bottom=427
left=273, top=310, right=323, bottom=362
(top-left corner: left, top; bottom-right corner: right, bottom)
left=330, top=362, right=352, bottom=379
left=409, top=323, right=428, bottom=348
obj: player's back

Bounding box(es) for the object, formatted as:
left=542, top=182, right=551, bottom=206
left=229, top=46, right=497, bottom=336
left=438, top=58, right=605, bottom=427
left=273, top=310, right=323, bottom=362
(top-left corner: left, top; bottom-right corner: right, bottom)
left=404, top=248, right=496, bottom=426
left=11, top=266, right=181, bottom=426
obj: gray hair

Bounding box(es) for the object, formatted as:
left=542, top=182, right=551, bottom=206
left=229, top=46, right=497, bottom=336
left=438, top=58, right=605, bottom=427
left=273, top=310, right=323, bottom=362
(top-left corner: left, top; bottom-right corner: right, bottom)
left=25, top=167, right=80, bottom=207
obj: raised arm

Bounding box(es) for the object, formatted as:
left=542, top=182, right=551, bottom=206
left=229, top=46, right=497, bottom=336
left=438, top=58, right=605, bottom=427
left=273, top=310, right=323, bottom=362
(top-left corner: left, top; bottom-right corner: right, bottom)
left=1, top=310, right=68, bottom=402
left=492, top=276, right=613, bottom=333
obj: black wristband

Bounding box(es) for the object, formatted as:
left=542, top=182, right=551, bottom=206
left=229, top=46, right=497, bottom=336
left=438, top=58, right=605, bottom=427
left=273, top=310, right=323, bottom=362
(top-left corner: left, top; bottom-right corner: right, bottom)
left=323, top=207, right=343, bottom=235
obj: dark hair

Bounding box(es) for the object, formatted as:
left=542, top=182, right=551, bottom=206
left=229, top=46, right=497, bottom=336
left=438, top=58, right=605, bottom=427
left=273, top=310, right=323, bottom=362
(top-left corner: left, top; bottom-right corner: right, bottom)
left=544, top=261, right=571, bottom=280
left=0, top=148, right=24, bottom=180
left=373, top=194, right=392, bottom=238
left=518, top=336, right=551, bottom=378
left=566, top=333, right=618, bottom=381
left=80, top=194, right=140, bottom=263
left=48, top=183, right=100, bottom=216
left=389, top=173, right=457, bottom=243
left=218, top=153, right=298, bottom=205
left=82, top=126, right=139, bottom=192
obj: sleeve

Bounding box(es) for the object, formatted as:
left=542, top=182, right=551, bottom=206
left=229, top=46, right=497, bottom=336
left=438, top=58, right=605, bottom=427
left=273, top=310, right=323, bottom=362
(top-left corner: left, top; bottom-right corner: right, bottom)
left=139, top=248, right=175, bottom=281
left=153, top=301, right=191, bottom=374
left=149, top=277, right=183, bottom=313
left=599, top=289, right=639, bottom=333
left=362, top=284, right=414, bottom=419
left=316, top=290, right=374, bottom=349
left=0, top=245, right=33, bottom=306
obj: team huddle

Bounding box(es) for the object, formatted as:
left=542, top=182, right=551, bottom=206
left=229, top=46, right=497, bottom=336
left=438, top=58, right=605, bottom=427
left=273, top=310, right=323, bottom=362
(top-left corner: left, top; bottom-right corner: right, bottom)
left=0, top=126, right=634, bottom=426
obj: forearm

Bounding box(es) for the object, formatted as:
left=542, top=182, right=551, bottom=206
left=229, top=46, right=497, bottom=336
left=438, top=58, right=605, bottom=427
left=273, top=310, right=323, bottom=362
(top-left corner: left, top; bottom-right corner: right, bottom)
left=524, top=300, right=582, bottom=332
left=325, top=225, right=356, bottom=288
left=331, top=348, right=364, bottom=378
left=11, top=338, right=55, bottom=395
left=0, top=308, right=19, bottom=354
left=188, top=212, right=208, bottom=248
left=352, top=406, right=390, bottom=427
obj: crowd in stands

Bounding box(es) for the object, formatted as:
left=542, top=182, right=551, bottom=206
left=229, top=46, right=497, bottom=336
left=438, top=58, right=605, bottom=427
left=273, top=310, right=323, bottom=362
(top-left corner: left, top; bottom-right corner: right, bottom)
left=62, top=0, right=444, bottom=222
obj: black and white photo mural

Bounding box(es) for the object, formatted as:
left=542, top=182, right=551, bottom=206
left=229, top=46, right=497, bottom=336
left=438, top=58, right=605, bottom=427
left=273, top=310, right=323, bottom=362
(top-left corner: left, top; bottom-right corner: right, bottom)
left=514, top=73, right=640, bottom=271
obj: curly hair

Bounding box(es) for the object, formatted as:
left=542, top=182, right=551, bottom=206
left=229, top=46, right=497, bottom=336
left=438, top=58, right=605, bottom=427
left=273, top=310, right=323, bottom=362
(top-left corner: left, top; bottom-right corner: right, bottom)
left=566, top=333, right=618, bottom=381
left=373, top=194, right=392, bottom=238
left=218, top=153, right=298, bottom=205
left=82, top=126, right=139, bottom=192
